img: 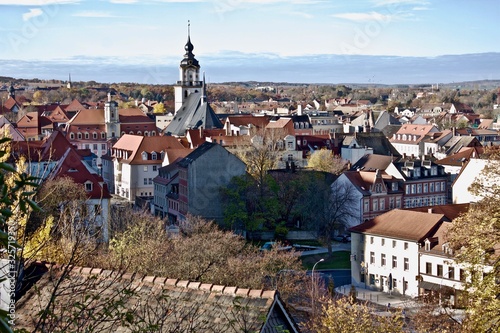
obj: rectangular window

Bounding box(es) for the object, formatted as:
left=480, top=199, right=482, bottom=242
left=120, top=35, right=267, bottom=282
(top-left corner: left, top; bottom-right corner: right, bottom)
left=404, top=258, right=409, bottom=271
left=153, top=165, right=157, bottom=171
left=364, top=200, right=369, bottom=213
left=101, top=144, right=106, bottom=150
left=449, top=267, right=455, bottom=280
left=148, top=178, right=153, bottom=185
left=392, top=240, right=396, bottom=248
left=441, top=181, right=446, bottom=191
left=369, top=274, right=375, bottom=285
left=436, top=182, right=441, bottom=192
left=417, top=184, right=422, bottom=193
left=411, top=184, right=416, bottom=194
left=396, top=198, right=401, bottom=208
left=393, top=279, right=397, bottom=289
left=381, top=253, right=386, bottom=266
left=381, top=238, right=385, bottom=246
left=389, top=197, right=395, bottom=209
left=379, top=198, right=385, bottom=210
left=424, top=183, right=428, bottom=193
left=437, top=264, right=443, bottom=277
left=405, top=186, right=410, bottom=195
left=430, top=182, right=435, bottom=192
left=370, top=252, right=375, bottom=264
left=144, top=166, right=148, bottom=172
left=426, top=262, right=432, bottom=275
left=93, top=144, right=98, bottom=150
left=392, top=256, right=397, bottom=268
left=370, top=237, right=374, bottom=244
left=373, top=200, right=378, bottom=211
left=144, top=178, right=148, bottom=185
left=404, top=242, right=408, bottom=250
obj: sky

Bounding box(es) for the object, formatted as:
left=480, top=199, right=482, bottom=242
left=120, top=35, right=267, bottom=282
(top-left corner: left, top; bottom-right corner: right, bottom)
left=0, top=0, right=499, bottom=84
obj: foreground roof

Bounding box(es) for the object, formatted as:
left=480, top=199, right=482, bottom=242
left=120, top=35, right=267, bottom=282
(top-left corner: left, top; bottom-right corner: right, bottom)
left=16, top=264, right=299, bottom=333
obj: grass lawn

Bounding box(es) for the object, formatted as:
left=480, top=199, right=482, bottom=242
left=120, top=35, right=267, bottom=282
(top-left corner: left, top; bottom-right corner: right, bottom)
left=301, top=251, right=351, bottom=270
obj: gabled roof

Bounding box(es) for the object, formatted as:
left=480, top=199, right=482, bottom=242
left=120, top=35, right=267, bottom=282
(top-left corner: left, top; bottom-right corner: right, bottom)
left=177, top=141, right=218, bottom=168
left=351, top=154, right=395, bottom=171
left=266, top=118, right=292, bottom=129
left=16, top=264, right=299, bottom=333
left=165, top=91, right=223, bottom=136
left=435, top=147, right=482, bottom=167
left=346, top=132, right=401, bottom=157
left=48, top=147, right=111, bottom=199
left=64, top=99, right=87, bottom=112
left=113, top=134, right=186, bottom=165
left=405, top=203, right=470, bottom=221
left=342, top=170, right=397, bottom=195
left=350, top=209, right=447, bottom=241
left=225, top=114, right=270, bottom=129
left=68, top=108, right=105, bottom=125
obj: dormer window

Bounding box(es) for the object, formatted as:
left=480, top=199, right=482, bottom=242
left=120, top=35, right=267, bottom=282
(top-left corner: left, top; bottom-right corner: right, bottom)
left=424, top=239, right=431, bottom=251
left=85, top=133, right=89, bottom=139
left=101, top=132, right=106, bottom=139
left=391, top=182, right=398, bottom=191
left=85, top=181, right=93, bottom=192
left=77, top=133, right=82, bottom=139
left=93, top=132, right=98, bottom=139
left=142, top=152, right=148, bottom=160
left=152, top=152, right=157, bottom=160
left=70, top=133, right=75, bottom=140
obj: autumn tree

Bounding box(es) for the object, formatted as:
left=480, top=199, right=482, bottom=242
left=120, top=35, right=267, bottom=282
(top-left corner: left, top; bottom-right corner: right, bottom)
left=153, top=102, right=166, bottom=114
left=446, top=148, right=500, bottom=332
left=300, top=174, right=358, bottom=255
left=307, top=149, right=346, bottom=175
left=306, top=296, right=403, bottom=333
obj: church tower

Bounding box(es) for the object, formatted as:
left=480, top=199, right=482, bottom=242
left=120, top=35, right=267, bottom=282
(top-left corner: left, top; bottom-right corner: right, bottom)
left=104, top=92, right=119, bottom=139
left=174, top=21, right=202, bottom=114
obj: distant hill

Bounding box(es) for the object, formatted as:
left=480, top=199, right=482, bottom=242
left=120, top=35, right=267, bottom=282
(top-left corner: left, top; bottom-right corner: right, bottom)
left=1, top=52, right=499, bottom=86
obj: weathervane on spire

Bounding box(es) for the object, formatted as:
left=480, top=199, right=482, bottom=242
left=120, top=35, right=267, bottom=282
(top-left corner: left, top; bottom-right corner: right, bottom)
left=188, top=20, right=190, bottom=38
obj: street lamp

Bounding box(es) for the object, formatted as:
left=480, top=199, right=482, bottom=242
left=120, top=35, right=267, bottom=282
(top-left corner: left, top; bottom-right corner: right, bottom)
left=311, top=258, right=324, bottom=313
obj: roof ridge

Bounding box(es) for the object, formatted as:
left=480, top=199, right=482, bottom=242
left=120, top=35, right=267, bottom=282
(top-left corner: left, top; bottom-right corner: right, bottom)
left=47, top=264, right=275, bottom=299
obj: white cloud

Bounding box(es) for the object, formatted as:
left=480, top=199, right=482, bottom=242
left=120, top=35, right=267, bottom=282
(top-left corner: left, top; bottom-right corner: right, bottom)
left=372, top=0, right=429, bottom=7
left=22, top=8, right=43, bottom=21
left=0, top=0, right=80, bottom=5
left=332, top=11, right=393, bottom=22
left=73, top=11, right=117, bottom=18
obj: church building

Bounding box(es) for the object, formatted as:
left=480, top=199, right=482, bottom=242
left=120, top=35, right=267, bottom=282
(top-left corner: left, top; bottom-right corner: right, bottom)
left=165, top=24, right=223, bottom=137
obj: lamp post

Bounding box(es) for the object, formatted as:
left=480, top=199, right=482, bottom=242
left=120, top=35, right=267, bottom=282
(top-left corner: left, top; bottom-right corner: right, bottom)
left=311, top=258, right=324, bottom=314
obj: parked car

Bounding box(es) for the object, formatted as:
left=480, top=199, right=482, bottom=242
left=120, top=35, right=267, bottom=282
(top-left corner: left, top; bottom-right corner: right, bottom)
left=333, top=235, right=351, bottom=243
left=260, top=241, right=293, bottom=251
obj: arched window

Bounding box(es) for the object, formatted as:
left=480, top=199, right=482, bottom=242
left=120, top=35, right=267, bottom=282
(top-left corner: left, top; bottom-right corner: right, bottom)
left=101, top=132, right=106, bottom=139
left=137, top=131, right=142, bottom=136
left=142, top=152, right=148, bottom=160
left=93, top=132, right=98, bottom=139
left=70, top=133, right=75, bottom=140
left=77, top=133, right=82, bottom=139
left=85, top=132, right=89, bottom=139
left=121, top=131, right=126, bottom=136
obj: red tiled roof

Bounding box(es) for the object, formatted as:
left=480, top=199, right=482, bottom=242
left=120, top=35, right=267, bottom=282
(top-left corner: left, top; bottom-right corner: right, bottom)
left=69, top=108, right=105, bottom=125
left=266, top=118, right=291, bottom=129
left=64, top=99, right=87, bottom=112
left=405, top=203, right=469, bottom=221
left=113, top=134, right=186, bottom=165
left=49, top=147, right=111, bottom=199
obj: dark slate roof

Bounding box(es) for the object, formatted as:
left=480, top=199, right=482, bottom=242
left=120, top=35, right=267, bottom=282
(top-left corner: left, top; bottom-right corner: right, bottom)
left=165, top=92, right=223, bottom=136
left=351, top=154, right=396, bottom=171
left=16, top=264, right=299, bottom=333
left=348, top=132, right=401, bottom=157
left=176, top=141, right=217, bottom=168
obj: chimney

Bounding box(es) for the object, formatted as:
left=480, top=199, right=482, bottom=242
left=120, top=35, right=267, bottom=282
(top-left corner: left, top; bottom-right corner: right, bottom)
left=428, top=208, right=433, bottom=214
left=199, top=126, right=203, bottom=138
left=297, top=104, right=303, bottom=116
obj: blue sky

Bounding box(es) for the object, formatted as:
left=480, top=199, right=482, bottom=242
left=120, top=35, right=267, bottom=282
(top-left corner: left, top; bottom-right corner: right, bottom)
left=0, top=0, right=498, bottom=83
